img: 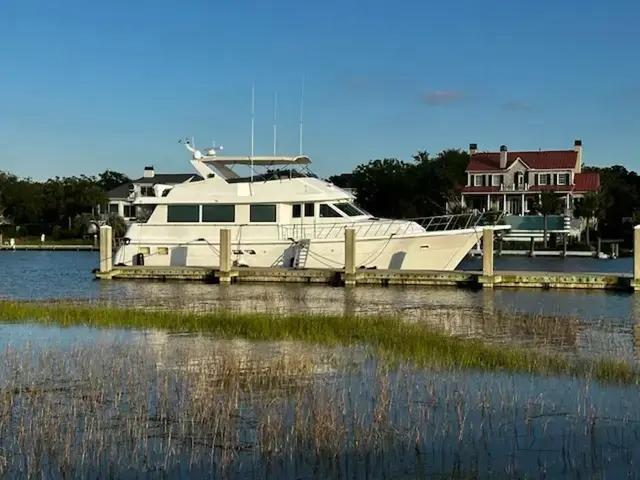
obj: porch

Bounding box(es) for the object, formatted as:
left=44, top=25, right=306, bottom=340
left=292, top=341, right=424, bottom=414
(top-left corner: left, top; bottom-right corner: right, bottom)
left=462, top=192, right=573, bottom=215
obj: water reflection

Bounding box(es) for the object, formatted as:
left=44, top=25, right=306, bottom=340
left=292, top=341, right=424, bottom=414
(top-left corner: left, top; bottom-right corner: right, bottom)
left=2, top=252, right=640, bottom=361
left=1, top=324, right=640, bottom=479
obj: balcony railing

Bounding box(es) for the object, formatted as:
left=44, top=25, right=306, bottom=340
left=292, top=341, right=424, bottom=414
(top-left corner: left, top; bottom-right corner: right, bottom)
left=499, top=183, right=530, bottom=191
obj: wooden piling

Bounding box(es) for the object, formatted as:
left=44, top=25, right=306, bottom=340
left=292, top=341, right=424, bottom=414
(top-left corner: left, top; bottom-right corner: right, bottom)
left=219, top=229, right=232, bottom=283
left=634, top=227, right=640, bottom=287
left=344, top=228, right=356, bottom=285
left=99, top=225, right=113, bottom=274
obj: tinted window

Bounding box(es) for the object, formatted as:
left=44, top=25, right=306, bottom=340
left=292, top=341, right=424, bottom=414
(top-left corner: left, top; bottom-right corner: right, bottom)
left=304, top=203, right=315, bottom=217
left=319, top=204, right=342, bottom=218
left=202, top=205, right=235, bottom=222
left=108, top=203, right=119, bottom=215
left=292, top=204, right=301, bottom=218
left=334, top=202, right=363, bottom=216
left=250, top=204, right=276, bottom=222
left=167, top=205, right=199, bottom=222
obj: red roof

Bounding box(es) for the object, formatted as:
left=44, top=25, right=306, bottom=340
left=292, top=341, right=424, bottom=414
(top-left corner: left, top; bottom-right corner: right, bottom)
left=467, top=150, right=578, bottom=171
left=574, top=172, right=599, bottom=192
left=460, top=172, right=599, bottom=194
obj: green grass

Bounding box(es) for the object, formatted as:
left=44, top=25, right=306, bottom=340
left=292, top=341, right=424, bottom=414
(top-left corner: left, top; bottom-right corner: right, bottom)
left=0, top=300, right=634, bottom=384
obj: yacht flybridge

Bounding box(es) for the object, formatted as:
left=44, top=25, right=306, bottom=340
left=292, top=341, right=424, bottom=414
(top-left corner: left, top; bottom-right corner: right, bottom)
left=114, top=141, right=509, bottom=271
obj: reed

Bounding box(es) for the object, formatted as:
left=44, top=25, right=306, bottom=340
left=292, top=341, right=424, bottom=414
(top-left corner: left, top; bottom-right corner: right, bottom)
left=0, top=341, right=637, bottom=478
left=0, top=300, right=635, bottom=383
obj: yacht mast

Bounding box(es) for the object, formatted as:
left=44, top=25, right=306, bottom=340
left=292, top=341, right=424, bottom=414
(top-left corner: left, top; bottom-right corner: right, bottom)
left=250, top=83, right=255, bottom=182
left=299, top=74, right=304, bottom=155
left=273, top=92, right=278, bottom=156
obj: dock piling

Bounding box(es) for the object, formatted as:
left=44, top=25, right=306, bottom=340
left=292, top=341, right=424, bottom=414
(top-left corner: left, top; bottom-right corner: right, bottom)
left=482, top=228, right=494, bottom=285
left=99, top=225, right=113, bottom=274
left=219, top=229, right=232, bottom=283
left=344, top=228, right=356, bottom=286
left=634, top=227, right=640, bottom=289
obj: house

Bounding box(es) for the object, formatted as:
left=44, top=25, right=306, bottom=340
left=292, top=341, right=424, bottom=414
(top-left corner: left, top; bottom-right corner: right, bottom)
left=105, top=166, right=201, bottom=222
left=460, top=140, right=599, bottom=215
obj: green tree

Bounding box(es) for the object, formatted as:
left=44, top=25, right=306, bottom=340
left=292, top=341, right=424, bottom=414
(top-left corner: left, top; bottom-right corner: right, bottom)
left=98, top=170, right=131, bottom=192
left=574, top=191, right=605, bottom=247
left=538, top=192, right=562, bottom=248
left=105, top=214, right=127, bottom=238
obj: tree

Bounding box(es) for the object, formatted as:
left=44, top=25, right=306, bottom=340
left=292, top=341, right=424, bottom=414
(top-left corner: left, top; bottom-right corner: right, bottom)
left=105, top=214, right=127, bottom=238
left=538, top=192, right=562, bottom=248
left=98, top=170, right=131, bottom=192
left=574, top=192, right=605, bottom=247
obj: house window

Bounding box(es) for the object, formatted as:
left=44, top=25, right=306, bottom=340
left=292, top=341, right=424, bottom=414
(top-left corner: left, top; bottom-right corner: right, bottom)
left=167, top=205, right=199, bottom=222
left=557, top=173, right=568, bottom=185
left=292, top=204, right=302, bottom=218
left=319, top=204, right=342, bottom=218
left=304, top=203, right=315, bottom=217
left=123, top=205, right=136, bottom=218
left=108, top=203, right=119, bottom=215
left=492, top=175, right=503, bottom=187
left=250, top=204, right=276, bottom=222
left=140, top=186, right=155, bottom=197
left=202, top=205, right=235, bottom=222
left=474, top=175, right=483, bottom=187
left=538, top=174, right=548, bottom=186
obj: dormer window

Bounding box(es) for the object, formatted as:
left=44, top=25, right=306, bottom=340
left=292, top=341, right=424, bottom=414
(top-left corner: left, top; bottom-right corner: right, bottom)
left=557, top=173, right=569, bottom=185
left=473, top=175, right=483, bottom=187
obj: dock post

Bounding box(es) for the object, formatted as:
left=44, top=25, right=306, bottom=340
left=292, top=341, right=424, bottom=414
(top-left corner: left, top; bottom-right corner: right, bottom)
left=529, top=237, right=535, bottom=257
left=481, top=228, right=494, bottom=287
left=563, top=233, right=568, bottom=257
left=99, top=225, right=113, bottom=274
left=634, top=227, right=640, bottom=291
left=498, top=236, right=503, bottom=256
left=219, top=228, right=232, bottom=284
left=344, top=228, right=356, bottom=286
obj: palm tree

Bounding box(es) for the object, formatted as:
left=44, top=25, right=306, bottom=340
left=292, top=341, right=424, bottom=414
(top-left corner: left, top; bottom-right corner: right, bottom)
left=573, top=192, right=603, bottom=248
left=106, top=214, right=127, bottom=239
left=538, top=192, right=562, bottom=248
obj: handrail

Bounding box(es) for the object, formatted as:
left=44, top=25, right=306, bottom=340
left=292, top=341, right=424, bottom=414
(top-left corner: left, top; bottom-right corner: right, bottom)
left=279, top=211, right=504, bottom=241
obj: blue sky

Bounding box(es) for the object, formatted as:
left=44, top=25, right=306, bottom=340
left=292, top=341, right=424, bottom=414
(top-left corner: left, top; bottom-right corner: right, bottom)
left=1, top=0, right=639, bottom=180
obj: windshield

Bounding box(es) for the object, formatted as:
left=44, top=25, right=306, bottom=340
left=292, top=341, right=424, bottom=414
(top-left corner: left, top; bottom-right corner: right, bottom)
left=334, top=202, right=365, bottom=217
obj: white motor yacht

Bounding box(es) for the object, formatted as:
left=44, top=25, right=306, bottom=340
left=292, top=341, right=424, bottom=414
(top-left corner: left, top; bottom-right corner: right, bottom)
left=114, top=141, right=508, bottom=271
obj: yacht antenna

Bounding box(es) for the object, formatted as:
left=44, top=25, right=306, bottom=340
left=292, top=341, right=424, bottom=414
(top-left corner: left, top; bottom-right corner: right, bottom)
left=299, top=74, right=305, bottom=155
left=250, top=83, right=255, bottom=182
left=273, top=92, right=278, bottom=156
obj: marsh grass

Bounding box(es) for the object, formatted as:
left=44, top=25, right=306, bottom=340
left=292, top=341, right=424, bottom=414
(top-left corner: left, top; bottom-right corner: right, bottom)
left=0, top=341, right=638, bottom=478
left=0, top=300, right=635, bottom=384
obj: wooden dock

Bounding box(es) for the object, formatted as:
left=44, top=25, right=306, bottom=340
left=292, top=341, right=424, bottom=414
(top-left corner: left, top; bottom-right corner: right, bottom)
left=1, top=244, right=97, bottom=251
left=93, top=225, right=640, bottom=292
left=94, top=265, right=637, bottom=291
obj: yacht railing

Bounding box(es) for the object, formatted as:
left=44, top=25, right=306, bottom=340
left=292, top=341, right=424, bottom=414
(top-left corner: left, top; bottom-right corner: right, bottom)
left=279, top=211, right=505, bottom=241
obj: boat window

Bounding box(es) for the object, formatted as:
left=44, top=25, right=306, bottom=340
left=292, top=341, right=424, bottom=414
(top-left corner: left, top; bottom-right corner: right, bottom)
left=304, top=203, right=315, bottom=217
left=167, top=205, right=199, bottom=222
left=319, top=204, right=342, bottom=218
left=292, top=204, right=301, bottom=218
left=202, top=205, right=235, bottom=222
left=250, top=204, right=277, bottom=222
left=334, top=202, right=364, bottom=216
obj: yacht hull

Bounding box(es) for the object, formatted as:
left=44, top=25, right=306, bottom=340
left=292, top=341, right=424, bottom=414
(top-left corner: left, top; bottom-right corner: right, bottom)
left=113, top=227, right=489, bottom=271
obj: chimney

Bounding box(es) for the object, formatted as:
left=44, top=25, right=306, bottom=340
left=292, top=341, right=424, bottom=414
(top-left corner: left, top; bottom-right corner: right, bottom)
left=469, top=143, right=478, bottom=155
left=499, top=145, right=508, bottom=169
left=574, top=140, right=582, bottom=173
left=143, top=166, right=155, bottom=178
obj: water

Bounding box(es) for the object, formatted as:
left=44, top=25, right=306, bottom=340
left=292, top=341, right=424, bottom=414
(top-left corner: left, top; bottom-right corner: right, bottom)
left=1, top=251, right=639, bottom=362
left=0, top=324, right=640, bottom=478
left=1, top=252, right=640, bottom=477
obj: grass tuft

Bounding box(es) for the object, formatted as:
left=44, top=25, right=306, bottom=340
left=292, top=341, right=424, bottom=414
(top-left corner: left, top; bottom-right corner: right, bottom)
left=0, top=300, right=635, bottom=384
